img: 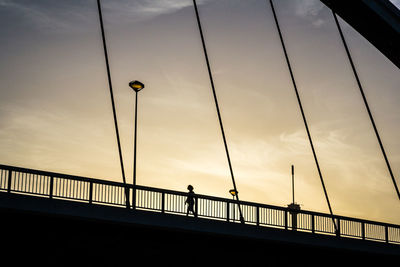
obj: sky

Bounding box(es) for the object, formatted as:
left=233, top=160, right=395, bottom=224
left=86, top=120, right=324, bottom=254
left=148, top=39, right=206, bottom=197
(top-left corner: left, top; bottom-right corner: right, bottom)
left=0, top=0, right=400, bottom=224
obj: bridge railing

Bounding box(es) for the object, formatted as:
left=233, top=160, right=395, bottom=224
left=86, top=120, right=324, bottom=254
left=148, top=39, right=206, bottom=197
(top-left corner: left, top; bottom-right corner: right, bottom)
left=0, top=164, right=399, bottom=245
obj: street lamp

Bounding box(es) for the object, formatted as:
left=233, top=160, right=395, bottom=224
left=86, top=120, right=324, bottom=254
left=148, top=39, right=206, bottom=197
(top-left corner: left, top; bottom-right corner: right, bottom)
left=229, top=189, right=238, bottom=199
left=229, top=189, right=238, bottom=222
left=129, top=80, right=145, bottom=209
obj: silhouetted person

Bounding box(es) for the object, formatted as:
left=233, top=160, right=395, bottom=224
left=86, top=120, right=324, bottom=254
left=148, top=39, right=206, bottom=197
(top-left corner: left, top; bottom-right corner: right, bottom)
left=185, top=185, right=197, bottom=217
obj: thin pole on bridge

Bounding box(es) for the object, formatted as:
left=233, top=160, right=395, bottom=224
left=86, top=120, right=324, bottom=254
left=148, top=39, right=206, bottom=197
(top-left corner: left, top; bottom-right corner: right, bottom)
left=192, top=0, right=245, bottom=224
left=96, top=0, right=130, bottom=209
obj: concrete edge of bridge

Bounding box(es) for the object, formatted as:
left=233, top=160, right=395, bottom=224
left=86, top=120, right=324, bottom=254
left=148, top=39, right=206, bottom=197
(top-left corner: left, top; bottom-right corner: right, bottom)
left=1, top=191, right=399, bottom=259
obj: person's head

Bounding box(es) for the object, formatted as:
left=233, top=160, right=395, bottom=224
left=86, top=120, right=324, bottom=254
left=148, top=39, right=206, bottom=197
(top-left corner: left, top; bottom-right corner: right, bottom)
left=187, top=185, right=194, bottom=192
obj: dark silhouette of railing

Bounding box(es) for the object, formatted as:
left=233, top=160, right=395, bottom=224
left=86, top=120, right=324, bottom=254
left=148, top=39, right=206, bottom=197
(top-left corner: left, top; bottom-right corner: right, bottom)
left=0, top=164, right=399, bottom=245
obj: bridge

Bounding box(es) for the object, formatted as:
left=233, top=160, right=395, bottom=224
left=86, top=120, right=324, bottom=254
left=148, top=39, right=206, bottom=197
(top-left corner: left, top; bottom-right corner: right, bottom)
left=1, top=0, right=400, bottom=265
left=1, top=164, right=399, bottom=265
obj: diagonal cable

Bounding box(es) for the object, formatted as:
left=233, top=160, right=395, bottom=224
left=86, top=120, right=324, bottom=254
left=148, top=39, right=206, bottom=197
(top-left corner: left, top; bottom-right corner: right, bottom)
left=192, top=0, right=245, bottom=224
left=332, top=11, right=400, bottom=201
left=268, top=0, right=337, bottom=231
left=97, top=0, right=130, bottom=208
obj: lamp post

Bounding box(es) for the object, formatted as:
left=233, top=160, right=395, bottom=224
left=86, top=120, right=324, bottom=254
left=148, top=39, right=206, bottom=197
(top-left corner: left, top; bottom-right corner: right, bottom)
left=129, top=80, right=145, bottom=209
left=288, top=165, right=300, bottom=231
left=229, top=189, right=238, bottom=222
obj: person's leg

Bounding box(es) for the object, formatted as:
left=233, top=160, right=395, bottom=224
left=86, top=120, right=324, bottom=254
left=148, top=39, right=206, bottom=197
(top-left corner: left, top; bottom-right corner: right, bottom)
left=188, top=205, right=194, bottom=216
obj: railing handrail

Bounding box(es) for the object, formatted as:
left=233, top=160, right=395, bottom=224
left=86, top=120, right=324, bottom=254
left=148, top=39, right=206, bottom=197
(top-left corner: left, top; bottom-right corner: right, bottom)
left=136, top=184, right=399, bottom=228
left=1, top=163, right=400, bottom=231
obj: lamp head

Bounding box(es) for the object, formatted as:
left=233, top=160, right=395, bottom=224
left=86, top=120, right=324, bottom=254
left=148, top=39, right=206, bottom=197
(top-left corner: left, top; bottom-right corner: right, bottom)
left=129, top=80, right=145, bottom=92
left=229, top=189, right=238, bottom=197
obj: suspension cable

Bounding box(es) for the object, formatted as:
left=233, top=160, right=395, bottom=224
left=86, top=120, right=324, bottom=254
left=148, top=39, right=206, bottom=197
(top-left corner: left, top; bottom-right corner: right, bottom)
left=97, top=0, right=130, bottom=208
left=332, top=11, right=400, bottom=201
left=268, top=0, right=337, bottom=231
left=192, top=0, right=245, bottom=223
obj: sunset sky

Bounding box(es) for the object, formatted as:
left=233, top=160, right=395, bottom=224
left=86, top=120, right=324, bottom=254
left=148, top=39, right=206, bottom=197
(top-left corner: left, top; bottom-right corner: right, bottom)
left=0, top=0, right=399, bottom=224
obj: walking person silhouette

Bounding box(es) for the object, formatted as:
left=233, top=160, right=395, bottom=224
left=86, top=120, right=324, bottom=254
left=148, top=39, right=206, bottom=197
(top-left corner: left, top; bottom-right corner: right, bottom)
left=185, top=185, right=197, bottom=217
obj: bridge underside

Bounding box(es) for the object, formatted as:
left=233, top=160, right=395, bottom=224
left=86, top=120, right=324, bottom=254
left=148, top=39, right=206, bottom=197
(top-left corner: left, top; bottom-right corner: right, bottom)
left=320, top=0, right=400, bottom=69
left=1, top=193, right=398, bottom=266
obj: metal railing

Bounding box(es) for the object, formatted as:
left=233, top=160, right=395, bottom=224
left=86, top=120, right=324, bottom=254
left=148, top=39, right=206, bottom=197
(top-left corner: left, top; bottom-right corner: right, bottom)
left=0, top=164, right=399, bottom=245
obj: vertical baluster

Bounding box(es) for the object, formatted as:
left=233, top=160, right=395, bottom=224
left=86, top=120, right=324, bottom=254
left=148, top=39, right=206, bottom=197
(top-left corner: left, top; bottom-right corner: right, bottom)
left=68, top=179, right=71, bottom=199
left=15, top=172, right=19, bottom=191
left=311, top=214, right=315, bottom=233
left=89, top=181, right=93, bottom=204
left=146, top=190, right=149, bottom=209
left=69, top=179, right=72, bottom=198
left=137, top=189, right=140, bottom=208
left=120, top=186, right=123, bottom=206
left=114, top=186, right=117, bottom=204
left=105, top=185, right=108, bottom=203
left=256, top=206, right=259, bottom=226
left=161, top=192, right=165, bottom=213
left=226, top=201, right=230, bottom=222
left=26, top=173, right=32, bottom=194
left=33, top=174, right=38, bottom=194
left=78, top=181, right=81, bottom=200
left=112, top=185, right=115, bottom=204
left=7, top=170, right=12, bottom=193
left=384, top=225, right=389, bottom=243
left=119, top=186, right=122, bottom=205
left=37, top=175, right=41, bottom=194
left=32, top=174, right=36, bottom=193
left=59, top=178, right=63, bottom=198
left=49, top=176, right=54, bottom=199
left=41, top=175, right=44, bottom=194
left=361, top=222, right=365, bottom=240
left=73, top=180, right=76, bottom=199
left=140, top=189, right=143, bottom=208
left=44, top=175, right=47, bottom=195
left=172, top=194, right=175, bottom=213
left=109, top=185, right=111, bottom=203
left=143, top=191, right=150, bottom=207
left=36, top=175, right=39, bottom=194
left=61, top=178, right=64, bottom=198
left=284, top=210, right=288, bottom=230
left=195, top=196, right=198, bottom=218
left=110, top=185, right=113, bottom=204
left=102, top=184, right=105, bottom=203
left=23, top=173, right=27, bottom=192
left=65, top=179, right=67, bottom=198
left=97, top=184, right=100, bottom=202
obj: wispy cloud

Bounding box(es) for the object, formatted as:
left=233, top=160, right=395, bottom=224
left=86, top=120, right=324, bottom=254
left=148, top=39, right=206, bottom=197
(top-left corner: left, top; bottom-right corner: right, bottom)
left=0, top=0, right=94, bottom=33
left=292, top=0, right=327, bottom=28
left=0, top=0, right=208, bottom=33
left=103, top=0, right=209, bottom=23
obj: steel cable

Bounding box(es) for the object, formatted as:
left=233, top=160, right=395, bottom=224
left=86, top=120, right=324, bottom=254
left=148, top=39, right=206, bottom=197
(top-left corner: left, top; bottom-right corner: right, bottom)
left=332, top=11, right=400, bottom=201
left=268, top=0, right=337, bottom=231
left=192, top=0, right=245, bottom=223
left=97, top=0, right=130, bottom=208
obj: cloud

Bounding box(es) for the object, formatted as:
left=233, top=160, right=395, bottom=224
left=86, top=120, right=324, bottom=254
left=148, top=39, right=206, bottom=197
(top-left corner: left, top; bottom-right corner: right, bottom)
left=103, top=0, right=209, bottom=23
left=0, top=0, right=209, bottom=33
left=292, top=0, right=327, bottom=28
left=0, top=0, right=94, bottom=33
